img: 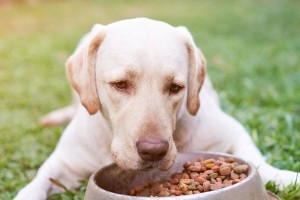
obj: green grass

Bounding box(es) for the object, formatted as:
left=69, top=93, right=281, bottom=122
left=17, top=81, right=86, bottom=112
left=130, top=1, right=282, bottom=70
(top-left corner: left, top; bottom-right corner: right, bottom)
left=0, top=0, right=299, bottom=199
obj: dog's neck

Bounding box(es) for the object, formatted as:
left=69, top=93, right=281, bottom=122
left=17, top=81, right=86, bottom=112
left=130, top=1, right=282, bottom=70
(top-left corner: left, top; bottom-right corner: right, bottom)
left=173, top=109, right=201, bottom=152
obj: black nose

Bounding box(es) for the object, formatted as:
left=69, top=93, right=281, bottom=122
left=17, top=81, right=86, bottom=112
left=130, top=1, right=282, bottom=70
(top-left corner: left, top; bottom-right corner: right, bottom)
left=136, top=139, right=169, bottom=161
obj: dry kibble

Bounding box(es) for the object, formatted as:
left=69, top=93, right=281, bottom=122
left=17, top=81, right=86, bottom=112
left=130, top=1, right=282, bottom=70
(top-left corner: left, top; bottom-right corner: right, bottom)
left=201, top=166, right=207, bottom=171
left=171, top=172, right=182, bottom=179
left=187, top=184, right=197, bottom=190
left=180, top=179, right=192, bottom=185
left=182, top=173, right=190, bottom=179
left=197, top=185, right=204, bottom=192
left=210, top=178, right=217, bottom=184
left=195, top=176, right=206, bottom=184
left=203, top=181, right=211, bottom=192
left=158, top=190, right=170, bottom=197
left=223, top=179, right=233, bottom=187
left=129, top=188, right=136, bottom=196
left=209, top=172, right=219, bottom=179
left=231, top=171, right=240, bottom=179
left=129, top=157, right=249, bottom=197
left=204, top=159, right=215, bottom=164
left=184, top=190, right=193, bottom=195
left=232, top=179, right=241, bottom=184
left=234, top=165, right=249, bottom=174
left=188, top=165, right=202, bottom=172
left=163, top=182, right=171, bottom=189
left=183, top=161, right=192, bottom=169
left=212, top=165, right=220, bottom=173
left=210, top=182, right=223, bottom=191
left=169, top=178, right=179, bottom=184
left=190, top=172, right=200, bottom=179
left=240, top=173, right=247, bottom=179
left=225, top=158, right=235, bottom=163
left=175, top=190, right=182, bottom=196
left=204, top=170, right=214, bottom=175
left=220, top=166, right=231, bottom=176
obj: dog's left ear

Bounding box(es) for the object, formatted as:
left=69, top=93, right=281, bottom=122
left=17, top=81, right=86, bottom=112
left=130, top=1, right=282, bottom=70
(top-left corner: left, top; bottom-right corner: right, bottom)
left=66, top=24, right=106, bottom=115
left=176, top=26, right=206, bottom=116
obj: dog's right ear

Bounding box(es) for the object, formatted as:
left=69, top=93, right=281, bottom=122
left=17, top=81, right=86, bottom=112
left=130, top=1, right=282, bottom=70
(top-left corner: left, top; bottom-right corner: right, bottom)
left=66, top=24, right=106, bottom=115
left=176, top=26, right=206, bottom=116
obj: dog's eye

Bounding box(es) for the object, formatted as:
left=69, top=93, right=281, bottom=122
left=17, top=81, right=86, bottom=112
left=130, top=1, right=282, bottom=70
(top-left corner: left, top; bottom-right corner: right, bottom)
left=169, top=84, right=183, bottom=94
left=112, top=81, right=128, bottom=91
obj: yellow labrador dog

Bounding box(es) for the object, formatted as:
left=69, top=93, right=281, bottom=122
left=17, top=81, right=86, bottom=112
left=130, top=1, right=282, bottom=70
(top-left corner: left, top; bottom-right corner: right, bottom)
left=15, top=18, right=299, bottom=199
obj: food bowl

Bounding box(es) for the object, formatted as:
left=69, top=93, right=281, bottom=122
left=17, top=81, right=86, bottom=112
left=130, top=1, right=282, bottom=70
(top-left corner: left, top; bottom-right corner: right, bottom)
left=84, top=152, right=279, bottom=200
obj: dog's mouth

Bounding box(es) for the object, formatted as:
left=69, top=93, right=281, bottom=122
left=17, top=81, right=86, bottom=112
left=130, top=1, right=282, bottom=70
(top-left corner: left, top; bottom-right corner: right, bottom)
left=113, top=153, right=176, bottom=172
left=125, top=155, right=176, bottom=172
left=112, top=140, right=177, bottom=171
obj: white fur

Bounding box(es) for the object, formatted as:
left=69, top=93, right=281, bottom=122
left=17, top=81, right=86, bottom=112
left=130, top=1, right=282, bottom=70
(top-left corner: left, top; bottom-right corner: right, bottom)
left=15, top=18, right=299, bottom=200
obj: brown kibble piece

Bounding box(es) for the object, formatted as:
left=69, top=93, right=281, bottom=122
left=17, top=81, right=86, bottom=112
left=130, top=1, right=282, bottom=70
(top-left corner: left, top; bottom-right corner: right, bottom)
left=223, top=179, right=233, bottom=187
left=158, top=190, right=170, bottom=197
left=129, top=188, right=136, bottom=196
left=171, top=172, right=182, bottom=179
left=188, top=165, right=202, bottom=172
left=201, top=166, right=207, bottom=171
left=182, top=173, right=190, bottom=179
left=184, top=161, right=192, bottom=169
left=211, top=182, right=223, bottom=191
left=204, top=159, right=215, bottom=164
left=232, top=179, right=241, bottom=184
left=203, top=181, right=211, bottom=192
left=225, top=158, right=235, bottom=163
left=187, top=184, right=197, bottom=190
left=180, top=179, right=192, bottom=185
left=137, top=188, right=151, bottom=197
left=240, top=173, right=247, bottom=179
left=231, top=171, right=240, bottom=179
left=204, top=169, right=214, bottom=175
left=220, top=166, right=231, bottom=176
left=209, top=172, right=218, bottom=179
left=190, top=172, right=199, bottom=179
left=234, top=165, right=249, bottom=174
left=163, top=182, right=171, bottom=189
left=195, top=176, right=206, bottom=184
left=197, top=185, right=204, bottom=192
left=184, top=190, right=193, bottom=195
left=169, top=178, right=179, bottom=184
left=212, top=165, right=220, bottom=173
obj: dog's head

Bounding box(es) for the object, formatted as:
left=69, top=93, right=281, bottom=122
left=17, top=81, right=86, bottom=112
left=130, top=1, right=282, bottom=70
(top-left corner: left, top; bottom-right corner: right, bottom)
left=66, top=18, right=206, bottom=171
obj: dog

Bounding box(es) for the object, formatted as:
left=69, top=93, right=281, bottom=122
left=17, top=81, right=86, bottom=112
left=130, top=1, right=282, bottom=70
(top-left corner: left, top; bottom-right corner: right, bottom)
left=15, top=18, right=299, bottom=199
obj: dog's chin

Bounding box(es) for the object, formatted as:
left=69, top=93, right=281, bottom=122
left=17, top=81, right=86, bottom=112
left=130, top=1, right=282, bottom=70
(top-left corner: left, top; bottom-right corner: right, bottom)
left=115, top=157, right=175, bottom=172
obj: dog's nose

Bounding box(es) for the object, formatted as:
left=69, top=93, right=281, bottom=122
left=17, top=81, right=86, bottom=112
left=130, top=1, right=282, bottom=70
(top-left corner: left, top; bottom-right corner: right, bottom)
left=136, top=139, right=169, bottom=161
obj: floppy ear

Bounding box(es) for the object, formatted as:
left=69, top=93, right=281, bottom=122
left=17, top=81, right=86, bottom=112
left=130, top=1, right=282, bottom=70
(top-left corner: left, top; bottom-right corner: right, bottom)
left=66, top=25, right=106, bottom=115
left=176, top=26, right=206, bottom=116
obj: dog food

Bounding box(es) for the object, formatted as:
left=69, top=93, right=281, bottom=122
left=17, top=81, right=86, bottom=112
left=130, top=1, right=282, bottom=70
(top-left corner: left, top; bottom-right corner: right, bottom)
left=129, top=157, right=249, bottom=197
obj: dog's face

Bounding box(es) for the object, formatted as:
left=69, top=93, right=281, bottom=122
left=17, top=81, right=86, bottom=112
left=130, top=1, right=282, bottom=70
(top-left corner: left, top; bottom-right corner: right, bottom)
left=66, top=18, right=205, bottom=171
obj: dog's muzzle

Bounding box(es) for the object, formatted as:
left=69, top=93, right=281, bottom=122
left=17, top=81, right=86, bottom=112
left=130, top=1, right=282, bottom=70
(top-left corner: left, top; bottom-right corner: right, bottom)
left=136, top=139, right=169, bottom=161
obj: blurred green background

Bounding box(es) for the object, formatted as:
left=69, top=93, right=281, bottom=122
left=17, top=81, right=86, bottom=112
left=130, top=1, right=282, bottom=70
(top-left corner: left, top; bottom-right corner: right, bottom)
left=0, top=0, right=299, bottom=199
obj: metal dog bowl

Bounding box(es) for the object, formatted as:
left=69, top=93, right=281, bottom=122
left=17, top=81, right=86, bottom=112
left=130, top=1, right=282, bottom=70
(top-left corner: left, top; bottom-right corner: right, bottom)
left=84, top=152, right=279, bottom=200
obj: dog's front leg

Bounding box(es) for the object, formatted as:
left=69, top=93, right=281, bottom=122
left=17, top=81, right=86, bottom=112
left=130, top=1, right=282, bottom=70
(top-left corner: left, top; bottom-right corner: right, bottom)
left=221, top=113, right=299, bottom=187
left=14, top=152, right=83, bottom=200
left=15, top=109, right=113, bottom=200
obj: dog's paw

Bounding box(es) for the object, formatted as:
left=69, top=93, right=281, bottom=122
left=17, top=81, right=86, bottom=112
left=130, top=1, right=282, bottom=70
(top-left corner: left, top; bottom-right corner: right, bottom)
left=14, top=183, right=48, bottom=200
left=14, top=190, right=47, bottom=200
left=258, top=163, right=299, bottom=188
left=273, top=169, right=300, bottom=187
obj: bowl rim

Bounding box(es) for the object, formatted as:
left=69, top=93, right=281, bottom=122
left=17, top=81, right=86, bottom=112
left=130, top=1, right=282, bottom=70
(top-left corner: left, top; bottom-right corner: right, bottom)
left=89, top=151, right=259, bottom=199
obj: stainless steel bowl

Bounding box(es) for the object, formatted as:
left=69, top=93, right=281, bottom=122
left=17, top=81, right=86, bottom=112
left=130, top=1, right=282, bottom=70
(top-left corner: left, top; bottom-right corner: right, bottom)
left=85, top=151, right=279, bottom=200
